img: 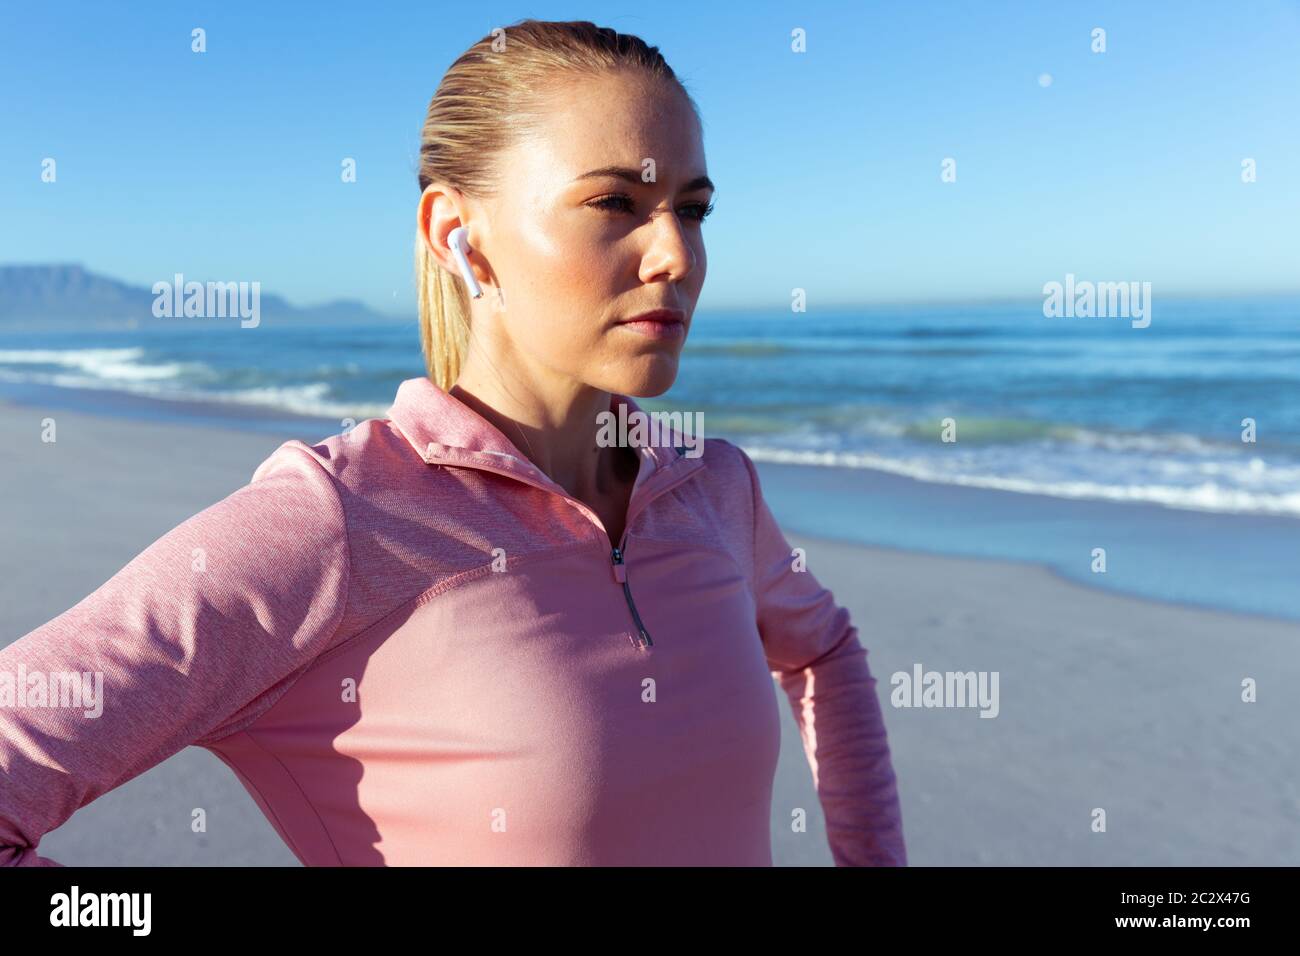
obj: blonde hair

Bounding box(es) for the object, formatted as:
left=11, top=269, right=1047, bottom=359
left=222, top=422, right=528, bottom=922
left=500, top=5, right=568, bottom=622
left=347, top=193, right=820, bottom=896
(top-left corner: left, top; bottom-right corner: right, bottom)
left=413, top=18, right=697, bottom=389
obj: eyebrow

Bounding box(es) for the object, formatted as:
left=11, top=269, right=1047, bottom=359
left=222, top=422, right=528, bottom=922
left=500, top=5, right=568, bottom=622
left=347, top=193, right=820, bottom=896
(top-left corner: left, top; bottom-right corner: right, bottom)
left=574, top=165, right=714, bottom=193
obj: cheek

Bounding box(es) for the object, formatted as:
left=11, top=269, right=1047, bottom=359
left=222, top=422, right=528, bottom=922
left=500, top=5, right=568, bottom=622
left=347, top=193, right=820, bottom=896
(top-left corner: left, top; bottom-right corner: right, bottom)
left=512, top=213, right=567, bottom=269
left=506, top=219, right=625, bottom=359
left=512, top=215, right=619, bottom=305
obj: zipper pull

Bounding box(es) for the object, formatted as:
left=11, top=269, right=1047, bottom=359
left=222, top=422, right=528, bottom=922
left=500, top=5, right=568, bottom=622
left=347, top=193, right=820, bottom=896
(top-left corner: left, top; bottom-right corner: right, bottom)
left=611, top=545, right=653, bottom=648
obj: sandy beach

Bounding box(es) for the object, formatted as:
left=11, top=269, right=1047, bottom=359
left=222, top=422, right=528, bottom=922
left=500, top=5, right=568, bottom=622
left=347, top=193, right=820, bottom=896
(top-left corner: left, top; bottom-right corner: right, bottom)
left=3, top=399, right=1298, bottom=866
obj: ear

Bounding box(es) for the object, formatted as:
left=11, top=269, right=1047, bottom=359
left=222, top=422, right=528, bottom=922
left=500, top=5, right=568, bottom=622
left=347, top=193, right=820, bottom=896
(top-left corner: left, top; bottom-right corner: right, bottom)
left=418, top=184, right=470, bottom=274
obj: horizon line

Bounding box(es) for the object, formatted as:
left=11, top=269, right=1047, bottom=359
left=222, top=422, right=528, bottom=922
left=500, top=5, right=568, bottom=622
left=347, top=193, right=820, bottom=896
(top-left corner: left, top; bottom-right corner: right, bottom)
left=3, top=261, right=1297, bottom=320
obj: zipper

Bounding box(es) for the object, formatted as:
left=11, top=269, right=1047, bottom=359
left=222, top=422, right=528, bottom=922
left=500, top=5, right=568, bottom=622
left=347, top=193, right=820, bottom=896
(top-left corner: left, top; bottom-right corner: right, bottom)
left=610, top=540, right=653, bottom=649
left=421, top=442, right=705, bottom=651
left=603, top=454, right=705, bottom=652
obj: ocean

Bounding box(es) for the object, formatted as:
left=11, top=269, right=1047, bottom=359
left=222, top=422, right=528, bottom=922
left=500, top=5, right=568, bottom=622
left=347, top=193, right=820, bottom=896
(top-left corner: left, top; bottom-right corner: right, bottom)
left=2, top=295, right=1298, bottom=618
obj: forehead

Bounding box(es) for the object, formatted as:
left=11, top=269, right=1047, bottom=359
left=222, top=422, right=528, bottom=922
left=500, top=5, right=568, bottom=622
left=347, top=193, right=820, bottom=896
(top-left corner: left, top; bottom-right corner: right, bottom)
left=504, top=71, right=705, bottom=189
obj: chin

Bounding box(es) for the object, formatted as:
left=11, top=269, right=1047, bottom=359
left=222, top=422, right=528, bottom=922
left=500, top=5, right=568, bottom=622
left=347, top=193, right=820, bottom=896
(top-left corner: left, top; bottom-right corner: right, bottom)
left=602, top=353, right=680, bottom=398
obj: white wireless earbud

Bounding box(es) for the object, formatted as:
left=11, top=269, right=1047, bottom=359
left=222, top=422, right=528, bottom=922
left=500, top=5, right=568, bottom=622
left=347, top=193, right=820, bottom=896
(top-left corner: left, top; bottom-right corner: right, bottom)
left=447, top=226, right=483, bottom=299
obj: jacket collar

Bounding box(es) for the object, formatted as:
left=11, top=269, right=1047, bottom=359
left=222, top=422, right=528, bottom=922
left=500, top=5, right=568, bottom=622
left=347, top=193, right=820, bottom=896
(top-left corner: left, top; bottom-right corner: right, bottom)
left=385, top=376, right=696, bottom=489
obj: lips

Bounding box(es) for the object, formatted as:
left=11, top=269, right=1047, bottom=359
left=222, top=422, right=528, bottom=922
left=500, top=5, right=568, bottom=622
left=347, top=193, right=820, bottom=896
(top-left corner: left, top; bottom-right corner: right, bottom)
left=619, top=308, right=686, bottom=326
left=616, top=308, right=687, bottom=341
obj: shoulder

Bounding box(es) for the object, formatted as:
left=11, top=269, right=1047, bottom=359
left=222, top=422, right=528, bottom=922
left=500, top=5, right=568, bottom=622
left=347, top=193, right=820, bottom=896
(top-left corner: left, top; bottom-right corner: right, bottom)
left=240, top=417, right=424, bottom=578
left=251, top=416, right=422, bottom=498
left=695, top=436, right=760, bottom=503
left=242, top=414, right=444, bottom=570
left=668, top=437, right=761, bottom=549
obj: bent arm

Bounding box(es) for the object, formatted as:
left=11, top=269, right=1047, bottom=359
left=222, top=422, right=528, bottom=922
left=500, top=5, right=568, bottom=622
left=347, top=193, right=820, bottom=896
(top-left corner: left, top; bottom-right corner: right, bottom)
left=0, top=441, right=350, bottom=865
left=740, top=449, right=906, bottom=866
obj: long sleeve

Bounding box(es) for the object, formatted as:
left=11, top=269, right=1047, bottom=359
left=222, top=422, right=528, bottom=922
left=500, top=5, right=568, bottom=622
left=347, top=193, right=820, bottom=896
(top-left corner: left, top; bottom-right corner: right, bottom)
left=0, top=440, right=351, bottom=866
left=740, top=450, right=907, bottom=866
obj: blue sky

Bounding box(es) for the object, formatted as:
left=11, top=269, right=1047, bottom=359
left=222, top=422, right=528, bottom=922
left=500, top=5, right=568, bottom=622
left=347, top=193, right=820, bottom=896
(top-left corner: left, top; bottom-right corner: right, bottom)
left=2, top=0, right=1297, bottom=314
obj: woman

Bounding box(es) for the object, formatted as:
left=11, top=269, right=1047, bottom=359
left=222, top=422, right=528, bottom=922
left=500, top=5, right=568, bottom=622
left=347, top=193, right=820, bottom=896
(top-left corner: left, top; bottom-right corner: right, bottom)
left=0, top=19, right=905, bottom=867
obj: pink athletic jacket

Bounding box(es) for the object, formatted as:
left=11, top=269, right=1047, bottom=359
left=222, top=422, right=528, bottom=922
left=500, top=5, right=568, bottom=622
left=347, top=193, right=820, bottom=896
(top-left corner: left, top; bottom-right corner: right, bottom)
left=0, top=377, right=905, bottom=866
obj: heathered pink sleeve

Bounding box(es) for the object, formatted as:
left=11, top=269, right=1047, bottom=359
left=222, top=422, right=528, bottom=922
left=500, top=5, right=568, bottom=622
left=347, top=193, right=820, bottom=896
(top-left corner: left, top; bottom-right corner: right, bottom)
left=739, top=449, right=907, bottom=866
left=0, top=440, right=350, bottom=866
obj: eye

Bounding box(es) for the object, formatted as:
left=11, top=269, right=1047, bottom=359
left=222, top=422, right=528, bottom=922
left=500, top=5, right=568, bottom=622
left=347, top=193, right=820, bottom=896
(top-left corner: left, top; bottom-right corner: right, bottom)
left=587, top=194, right=715, bottom=223
left=587, top=194, right=636, bottom=214
left=681, top=200, right=715, bottom=222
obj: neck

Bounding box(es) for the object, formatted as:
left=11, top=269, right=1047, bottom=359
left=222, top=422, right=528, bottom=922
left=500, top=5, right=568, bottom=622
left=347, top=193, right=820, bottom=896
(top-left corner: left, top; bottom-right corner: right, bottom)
left=449, top=360, right=635, bottom=502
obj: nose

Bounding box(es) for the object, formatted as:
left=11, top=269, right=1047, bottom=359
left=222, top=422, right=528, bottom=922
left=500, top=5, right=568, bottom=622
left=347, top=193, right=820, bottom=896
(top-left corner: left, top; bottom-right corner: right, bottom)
left=638, top=207, right=698, bottom=286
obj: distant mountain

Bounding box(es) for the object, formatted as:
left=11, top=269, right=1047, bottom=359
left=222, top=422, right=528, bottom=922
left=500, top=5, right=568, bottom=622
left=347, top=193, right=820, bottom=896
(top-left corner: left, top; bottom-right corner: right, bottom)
left=0, top=264, right=406, bottom=330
